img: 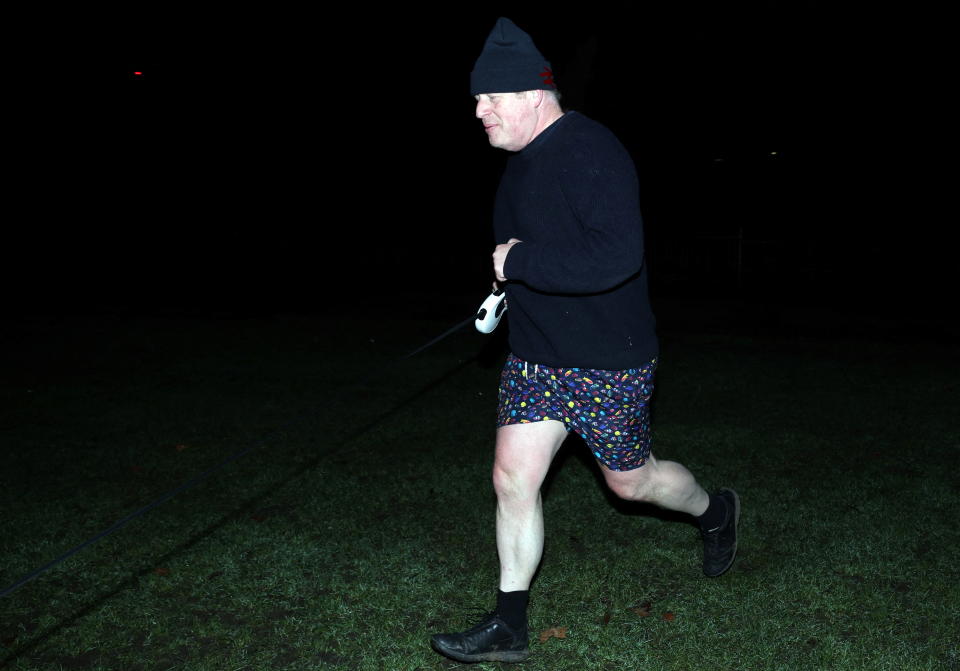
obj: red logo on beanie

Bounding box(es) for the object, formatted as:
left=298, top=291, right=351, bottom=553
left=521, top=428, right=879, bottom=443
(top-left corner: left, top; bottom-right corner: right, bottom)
left=539, top=67, right=554, bottom=87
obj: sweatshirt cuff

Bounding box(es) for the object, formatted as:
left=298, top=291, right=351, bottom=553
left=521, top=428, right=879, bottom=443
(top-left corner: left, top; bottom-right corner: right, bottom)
left=503, top=242, right=527, bottom=281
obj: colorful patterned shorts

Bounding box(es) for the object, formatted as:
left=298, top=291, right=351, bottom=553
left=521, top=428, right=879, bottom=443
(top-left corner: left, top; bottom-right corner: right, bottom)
left=496, top=353, right=657, bottom=471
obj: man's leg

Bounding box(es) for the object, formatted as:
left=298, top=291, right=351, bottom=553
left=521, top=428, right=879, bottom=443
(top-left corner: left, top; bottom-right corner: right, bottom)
left=601, top=454, right=740, bottom=576
left=493, top=420, right=569, bottom=591
left=431, top=419, right=567, bottom=663
left=601, top=453, right=709, bottom=515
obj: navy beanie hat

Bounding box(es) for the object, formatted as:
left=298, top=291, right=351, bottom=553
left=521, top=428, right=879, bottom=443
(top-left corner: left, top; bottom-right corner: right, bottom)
left=470, top=17, right=556, bottom=96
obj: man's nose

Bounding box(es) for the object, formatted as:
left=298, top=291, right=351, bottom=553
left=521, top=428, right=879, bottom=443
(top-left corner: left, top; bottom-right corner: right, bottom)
left=475, top=99, right=489, bottom=118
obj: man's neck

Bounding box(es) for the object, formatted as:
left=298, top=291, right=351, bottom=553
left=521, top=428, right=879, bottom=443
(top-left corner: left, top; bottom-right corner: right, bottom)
left=530, top=106, right=565, bottom=144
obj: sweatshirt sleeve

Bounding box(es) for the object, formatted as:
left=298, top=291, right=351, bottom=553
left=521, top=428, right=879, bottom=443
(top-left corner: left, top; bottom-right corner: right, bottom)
left=502, top=133, right=646, bottom=295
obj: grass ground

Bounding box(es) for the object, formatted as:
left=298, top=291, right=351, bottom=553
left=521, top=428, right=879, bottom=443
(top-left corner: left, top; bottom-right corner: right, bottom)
left=1, top=303, right=958, bottom=670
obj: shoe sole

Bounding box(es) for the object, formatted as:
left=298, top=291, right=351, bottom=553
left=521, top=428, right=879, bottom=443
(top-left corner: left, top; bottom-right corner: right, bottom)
left=706, top=487, right=740, bottom=577
left=431, top=637, right=530, bottom=663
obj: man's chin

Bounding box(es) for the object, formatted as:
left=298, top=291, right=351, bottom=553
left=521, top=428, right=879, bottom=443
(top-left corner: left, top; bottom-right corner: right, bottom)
left=489, top=138, right=520, bottom=152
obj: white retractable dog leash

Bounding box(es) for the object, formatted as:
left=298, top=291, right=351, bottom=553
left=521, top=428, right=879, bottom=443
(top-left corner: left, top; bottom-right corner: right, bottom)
left=475, top=289, right=507, bottom=333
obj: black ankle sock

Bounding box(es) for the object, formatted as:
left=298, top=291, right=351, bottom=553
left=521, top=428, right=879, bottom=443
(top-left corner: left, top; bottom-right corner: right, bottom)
left=496, top=590, right=529, bottom=631
left=697, top=493, right=727, bottom=532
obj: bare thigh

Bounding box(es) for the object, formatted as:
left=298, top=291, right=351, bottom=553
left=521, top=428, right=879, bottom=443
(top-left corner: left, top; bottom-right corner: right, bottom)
left=493, top=420, right=569, bottom=497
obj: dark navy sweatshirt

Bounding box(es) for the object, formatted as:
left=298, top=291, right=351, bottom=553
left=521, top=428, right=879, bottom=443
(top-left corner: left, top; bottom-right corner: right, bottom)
left=498, top=111, right=658, bottom=370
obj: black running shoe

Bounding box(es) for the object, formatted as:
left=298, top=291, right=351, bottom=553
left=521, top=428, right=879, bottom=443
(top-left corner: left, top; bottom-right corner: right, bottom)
left=701, top=488, right=740, bottom=577
left=431, top=612, right=530, bottom=663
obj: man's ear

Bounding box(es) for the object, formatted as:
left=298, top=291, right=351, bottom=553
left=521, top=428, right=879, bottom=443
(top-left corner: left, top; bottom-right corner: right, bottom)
left=531, top=89, right=545, bottom=107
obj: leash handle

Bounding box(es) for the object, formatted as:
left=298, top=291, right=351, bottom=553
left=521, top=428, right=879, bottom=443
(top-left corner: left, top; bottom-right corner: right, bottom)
left=475, top=289, right=507, bottom=334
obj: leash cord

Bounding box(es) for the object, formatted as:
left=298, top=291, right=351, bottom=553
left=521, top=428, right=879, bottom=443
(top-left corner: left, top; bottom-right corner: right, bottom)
left=1, top=311, right=478, bottom=599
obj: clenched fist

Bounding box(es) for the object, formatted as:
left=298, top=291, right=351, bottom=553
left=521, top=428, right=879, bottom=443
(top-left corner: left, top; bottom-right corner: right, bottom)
left=493, top=238, right=522, bottom=283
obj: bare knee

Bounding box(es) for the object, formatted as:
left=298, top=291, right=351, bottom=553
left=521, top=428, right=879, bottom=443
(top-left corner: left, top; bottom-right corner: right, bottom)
left=492, top=461, right=540, bottom=502
left=603, top=463, right=656, bottom=502
left=492, top=421, right=566, bottom=502
left=607, top=477, right=650, bottom=502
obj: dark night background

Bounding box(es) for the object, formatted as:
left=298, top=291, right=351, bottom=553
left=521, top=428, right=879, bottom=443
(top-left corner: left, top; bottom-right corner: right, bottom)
left=7, top=4, right=946, bottom=333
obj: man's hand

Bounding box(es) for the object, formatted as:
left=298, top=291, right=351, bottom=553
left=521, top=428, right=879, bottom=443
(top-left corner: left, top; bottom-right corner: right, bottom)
left=493, top=238, right=522, bottom=283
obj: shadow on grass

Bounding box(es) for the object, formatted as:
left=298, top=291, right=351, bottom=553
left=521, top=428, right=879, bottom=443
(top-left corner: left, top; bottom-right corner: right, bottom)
left=4, top=347, right=486, bottom=667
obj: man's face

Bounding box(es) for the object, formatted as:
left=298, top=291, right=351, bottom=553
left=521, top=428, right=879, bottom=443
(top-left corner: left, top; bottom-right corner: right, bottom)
left=475, top=92, right=538, bottom=152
